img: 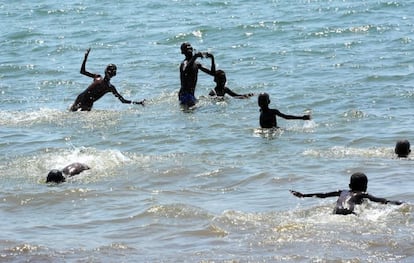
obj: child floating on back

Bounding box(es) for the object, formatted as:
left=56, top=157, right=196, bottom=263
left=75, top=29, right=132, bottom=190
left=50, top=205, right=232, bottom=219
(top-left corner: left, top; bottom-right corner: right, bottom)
left=290, top=172, right=403, bottom=215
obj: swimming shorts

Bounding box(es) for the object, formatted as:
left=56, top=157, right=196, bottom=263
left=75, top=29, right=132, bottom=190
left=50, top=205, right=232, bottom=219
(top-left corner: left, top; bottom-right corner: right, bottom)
left=179, top=93, right=196, bottom=107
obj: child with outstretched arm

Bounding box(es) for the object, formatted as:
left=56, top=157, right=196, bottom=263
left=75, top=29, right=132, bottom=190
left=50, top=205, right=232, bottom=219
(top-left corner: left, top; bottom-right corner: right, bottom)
left=290, top=172, right=403, bottom=215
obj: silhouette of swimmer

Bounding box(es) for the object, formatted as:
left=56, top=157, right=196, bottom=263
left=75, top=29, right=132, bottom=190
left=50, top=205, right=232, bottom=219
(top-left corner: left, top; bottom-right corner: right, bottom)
left=290, top=172, right=403, bottom=215
left=46, top=162, right=90, bottom=184
left=395, top=140, right=411, bottom=158
left=70, top=48, right=144, bottom=111
left=258, top=93, right=310, bottom=128
left=209, top=70, right=254, bottom=99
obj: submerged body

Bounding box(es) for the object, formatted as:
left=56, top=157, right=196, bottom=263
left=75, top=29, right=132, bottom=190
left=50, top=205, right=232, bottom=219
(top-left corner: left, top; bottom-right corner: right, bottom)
left=290, top=172, right=403, bottom=215
left=46, top=162, right=90, bottom=184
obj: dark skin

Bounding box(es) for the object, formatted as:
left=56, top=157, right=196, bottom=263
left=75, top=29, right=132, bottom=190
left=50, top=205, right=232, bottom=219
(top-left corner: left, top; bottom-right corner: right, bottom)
left=209, top=70, right=254, bottom=99
left=291, top=190, right=402, bottom=204
left=258, top=93, right=310, bottom=128
left=46, top=162, right=90, bottom=184
left=260, top=106, right=310, bottom=128
left=395, top=140, right=411, bottom=158
left=179, top=43, right=216, bottom=98
left=70, top=48, right=144, bottom=111
left=291, top=185, right=402, bottom=215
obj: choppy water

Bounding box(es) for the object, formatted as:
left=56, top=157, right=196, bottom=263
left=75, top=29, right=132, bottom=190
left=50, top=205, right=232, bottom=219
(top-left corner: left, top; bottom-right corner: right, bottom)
left=1, top=0, right=413, bottom=262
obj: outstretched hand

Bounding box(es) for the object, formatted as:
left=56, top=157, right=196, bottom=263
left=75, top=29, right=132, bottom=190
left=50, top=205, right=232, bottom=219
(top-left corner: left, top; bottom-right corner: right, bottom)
left=133, top=99, right=145, bottom=106
left=85, top=48, right=91, bottom=57
left=387, top=200, right=403, bottom=205
left=204, top=52, right=214, bottom=58
left=194, top=52, right=204, bottom=58
left=303, top=115, right=311, bottom=120
left=290, top=190, right=304, bottom=198
left=237, top=93, right=254, bottom=99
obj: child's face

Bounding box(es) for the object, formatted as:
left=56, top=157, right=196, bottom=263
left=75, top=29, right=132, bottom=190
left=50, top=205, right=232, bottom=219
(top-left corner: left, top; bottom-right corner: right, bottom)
left=181, top=43, right=193, bottom=56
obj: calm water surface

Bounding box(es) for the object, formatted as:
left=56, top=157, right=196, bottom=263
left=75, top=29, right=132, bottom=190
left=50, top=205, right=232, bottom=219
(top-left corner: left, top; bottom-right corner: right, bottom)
left=1, top=0, right=413, bottom=262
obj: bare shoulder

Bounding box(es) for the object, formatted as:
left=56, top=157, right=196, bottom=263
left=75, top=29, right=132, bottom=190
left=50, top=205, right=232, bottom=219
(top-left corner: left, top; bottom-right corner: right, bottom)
left=62, top=163, right=90, bottom=177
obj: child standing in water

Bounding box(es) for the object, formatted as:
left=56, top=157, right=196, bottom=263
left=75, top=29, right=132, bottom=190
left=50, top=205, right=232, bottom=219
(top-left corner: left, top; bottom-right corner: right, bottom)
left=290, top=172, right=403, bottom=215
left=258, top=93, right=310, bottom=128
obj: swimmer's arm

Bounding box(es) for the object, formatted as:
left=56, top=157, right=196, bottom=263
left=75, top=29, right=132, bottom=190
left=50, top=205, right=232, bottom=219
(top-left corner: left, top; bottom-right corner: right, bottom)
left=224, top=87, right=254, bottom=99
left=132, top=99, right=145, bottom=105
left=275, top=110, right=310, bottom=120
left=111, top=86, right=145, bottom=105
left=224, top=87, right=242, bottom=98
left=209, top=89, right=216, bottom=96
left=199, top=53, right=216, bottom=76
left=183, top=52, right=203, bottom=73
left=80, top=48, right=98, bottom=78
left=364, top=194, right=403, bottom=205
left=290, top=190, right=341, bottom=198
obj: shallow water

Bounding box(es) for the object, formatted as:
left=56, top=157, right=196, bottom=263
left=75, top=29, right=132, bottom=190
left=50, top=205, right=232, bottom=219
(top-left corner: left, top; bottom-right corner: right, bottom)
left=1, top=0, right=413, bottom=262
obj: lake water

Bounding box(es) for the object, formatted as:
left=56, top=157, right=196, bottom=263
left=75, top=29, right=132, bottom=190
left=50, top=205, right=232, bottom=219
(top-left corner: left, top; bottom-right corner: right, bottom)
left=1, top=0, right=413, bottom=262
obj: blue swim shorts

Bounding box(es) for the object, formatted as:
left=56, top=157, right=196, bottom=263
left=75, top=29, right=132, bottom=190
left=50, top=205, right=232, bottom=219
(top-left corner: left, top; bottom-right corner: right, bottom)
left=179, top=93, right=197, bottom=107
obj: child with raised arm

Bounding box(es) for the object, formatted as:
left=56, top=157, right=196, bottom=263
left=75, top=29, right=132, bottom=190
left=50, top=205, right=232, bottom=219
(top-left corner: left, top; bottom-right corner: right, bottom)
left=258, top=93, right=310, bottom=128
left=209, top=70, right=254, bottom=99
left=70, top=48, right=144, bottom=111
left=290, top=172, right=403, bottom=215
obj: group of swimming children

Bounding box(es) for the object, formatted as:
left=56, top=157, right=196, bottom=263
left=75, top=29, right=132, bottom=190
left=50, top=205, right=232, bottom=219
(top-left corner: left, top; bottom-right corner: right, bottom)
left=48, top=43, right=408, bottom=215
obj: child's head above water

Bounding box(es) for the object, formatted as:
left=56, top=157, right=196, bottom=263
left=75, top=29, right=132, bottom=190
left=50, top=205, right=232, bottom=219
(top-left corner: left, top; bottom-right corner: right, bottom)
left=349, top=172, right=368, bottom=192
left=258, top=93, right=270, bottom=108
left=214, top=70, right=226, bottom=84
left=395, top=139, right=411, bottom=158
left=46, top=169, right=66, bottom=184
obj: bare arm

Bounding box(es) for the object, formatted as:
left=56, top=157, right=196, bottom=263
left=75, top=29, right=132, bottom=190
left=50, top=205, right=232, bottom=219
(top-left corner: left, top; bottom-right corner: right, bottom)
left=224, top=87, right=243, bottom=97
left=182, top=52, right=203, bottom=74
left=290, top=190, right=341, bottom=198
left=80, top=48, right=99, bottom=78
left=111, top=86, right=145, bottom=105
left=363, top=193, right=403, bottom=205
left=198, top=52, right=216, bottom=76
left=224, top=87, right=254, bottom=99
left=275, top=110, right=310, bottom=120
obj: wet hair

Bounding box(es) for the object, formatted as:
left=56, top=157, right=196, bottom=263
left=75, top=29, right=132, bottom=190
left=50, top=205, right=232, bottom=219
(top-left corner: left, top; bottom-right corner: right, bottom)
left=215, top=70, right=225, bottom=77
left=214, top=70, right=226, bottom=82
left=46, top=169, right=66, bottom=184
left=258, top=93, right=270, bottom=108
left=349, top=172, right=368, bottom=192
left=395, top=140, right=411, bottom=158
